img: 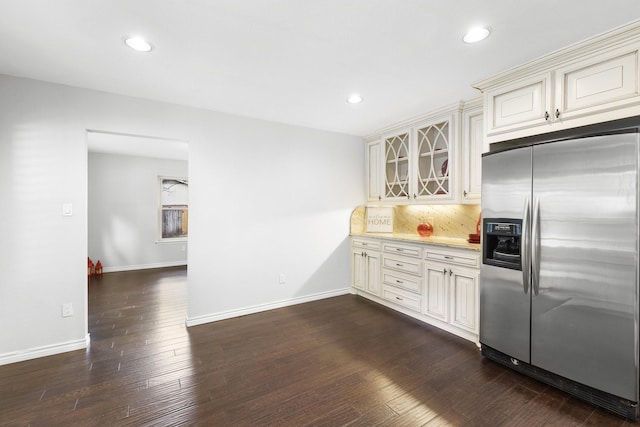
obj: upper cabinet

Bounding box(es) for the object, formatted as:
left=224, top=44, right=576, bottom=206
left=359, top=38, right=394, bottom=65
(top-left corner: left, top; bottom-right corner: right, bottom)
left=365, top=104, right=462, bottom=205
left=461, top=98, right=484, bottom=202
left=383, top=115, right=456, bottom=202
left=476, top=22, right=640, bottom=144
left=414, top=119, right=453, bottom=199
left=383, top=130, right=412, bottom=200
left=366, top=140, right=383, bottom=202
left=365, top=101, right=485, bottom=205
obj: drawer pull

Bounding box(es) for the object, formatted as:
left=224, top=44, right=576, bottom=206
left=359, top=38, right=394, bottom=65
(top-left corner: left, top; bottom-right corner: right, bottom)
left=396, top=248, right=404, bottom=252
left=395, top=296, right=403, bottom=301
left=362, top=243, right=368, bottom=246
left=396, top=279, right=403, bottom=284
left=444, top=256, right=454, bottom=260
left=396, top=263, right=404, bottom=267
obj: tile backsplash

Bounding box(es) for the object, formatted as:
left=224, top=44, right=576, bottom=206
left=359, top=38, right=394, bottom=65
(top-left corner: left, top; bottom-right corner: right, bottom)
left=351, top=204, right=481, bottom=239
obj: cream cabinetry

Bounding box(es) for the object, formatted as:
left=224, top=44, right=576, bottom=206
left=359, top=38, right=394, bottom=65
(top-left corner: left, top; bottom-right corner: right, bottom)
left=483, top=73, right=552, bottom=140
left=424, top=263, right=448, bottom=321
left=350, top=236, right=480, bottom=343
left=366, top=139, right=383, bottom=202
left=382, top=111, right=459, bottom=203
left=351, top=238, right=381, bottom=296
left=554, top=47, right=639, bottom=122
left=381, top=242, right=423, bottom=312
left=476, top=22, right=640, bottom=144
left=461, top=98, right=484, bottom=202
left=424, top=247, right=480, bottom=334
left=449, top=267, right=478, bottom=333
left=425, top=263, right=479, bottom=333
left=383, top=129, right=412, bottom=200
left=363, top=104, right=463, bottom=205
left=364, top=101, right=485, bottom=205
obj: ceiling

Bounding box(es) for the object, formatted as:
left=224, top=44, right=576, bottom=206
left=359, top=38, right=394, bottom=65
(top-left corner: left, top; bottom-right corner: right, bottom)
left=87, top=131, right=188, bottom=160
left=1, top=1, right=639, bottom=137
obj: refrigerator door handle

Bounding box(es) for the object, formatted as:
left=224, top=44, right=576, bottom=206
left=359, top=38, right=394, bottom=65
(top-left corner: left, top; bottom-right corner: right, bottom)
left=531, top=198, right=541, bottom=296
left=521, top=197, right=531, bottom=294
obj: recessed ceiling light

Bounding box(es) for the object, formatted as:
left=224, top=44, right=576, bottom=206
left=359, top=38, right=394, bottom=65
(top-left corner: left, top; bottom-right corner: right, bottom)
left=463, top=26, right=491, bottom=44
left=124, top=36, right=153, bottom=52
left=347, top=94, right=364, bottom=104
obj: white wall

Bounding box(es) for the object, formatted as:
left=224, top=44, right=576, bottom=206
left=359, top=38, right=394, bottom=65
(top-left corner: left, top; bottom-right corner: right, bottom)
left=88, top=153, right=188, bottom=272
left=0, top=74, right=364, bottom=364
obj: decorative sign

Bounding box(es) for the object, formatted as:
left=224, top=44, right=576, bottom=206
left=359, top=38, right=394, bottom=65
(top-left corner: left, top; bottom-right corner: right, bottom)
left=366, top=207, right=394, bottom=233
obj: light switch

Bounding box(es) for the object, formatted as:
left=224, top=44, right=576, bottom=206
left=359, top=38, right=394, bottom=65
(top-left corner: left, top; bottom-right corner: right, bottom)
left=62, top=203, right=73, bottom=216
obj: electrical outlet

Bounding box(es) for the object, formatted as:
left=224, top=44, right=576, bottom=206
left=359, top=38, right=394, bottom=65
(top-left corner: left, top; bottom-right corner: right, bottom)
left=279, top=273, right=286, bottom=284
left=62, top=303, right=73, bottom=317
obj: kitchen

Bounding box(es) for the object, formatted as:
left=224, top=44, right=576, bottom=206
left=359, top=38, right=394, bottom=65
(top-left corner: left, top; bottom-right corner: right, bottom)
left=1, top=1, right=640, bottom=424
left=352, top=16, right=640, bottom=419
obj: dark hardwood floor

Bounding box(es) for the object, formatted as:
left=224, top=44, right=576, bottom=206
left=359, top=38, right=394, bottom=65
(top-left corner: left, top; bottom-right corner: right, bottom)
left=0, top=266, right=637, bottom=426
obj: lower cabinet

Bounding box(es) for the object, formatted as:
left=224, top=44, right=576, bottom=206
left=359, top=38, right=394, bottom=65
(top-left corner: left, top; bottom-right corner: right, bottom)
left=424, top=263, right=448, bottom=321
left=380, top=241, right=423, bottom=312
left=351, top=236, right=480, bottom=343
left=425, top=261, right=479, bottom=334
left=449, top=267, right=478, bottom=332
left=351, top=238, right=381, bottom=297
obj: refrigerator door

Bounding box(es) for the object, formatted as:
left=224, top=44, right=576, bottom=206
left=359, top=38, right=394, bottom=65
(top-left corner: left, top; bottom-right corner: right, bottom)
left=531, top=133, right=638, bottom=401
left=480, top=147, right=532, bottom=362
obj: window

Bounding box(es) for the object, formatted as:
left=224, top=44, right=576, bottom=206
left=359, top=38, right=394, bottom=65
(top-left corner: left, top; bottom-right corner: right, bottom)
left=159, top=177, right=188, bottom=240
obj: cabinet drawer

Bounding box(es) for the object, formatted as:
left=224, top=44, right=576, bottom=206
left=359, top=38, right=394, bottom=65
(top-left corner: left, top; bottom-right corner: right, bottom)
left=382, top=286, right=421, bottom=312
left=352, top=238, right=382, bottom=251
left=382, top=270, right=422, bottom=294
left=383, top=255, right=422, bottom=276
left=425, top=249, right=479, bottom=268
left=382, top=242, right=422, bottom=258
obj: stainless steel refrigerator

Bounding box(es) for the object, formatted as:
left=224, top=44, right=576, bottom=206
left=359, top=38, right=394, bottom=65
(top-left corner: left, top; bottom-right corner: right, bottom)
left=480, top=119, right=640, bottom=419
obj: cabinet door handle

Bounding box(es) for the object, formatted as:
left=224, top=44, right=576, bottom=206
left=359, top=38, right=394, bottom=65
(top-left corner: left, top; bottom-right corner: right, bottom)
left=413, top=194, right=417, bottom=199
left=544, top=111, right=550, bottom=121
left=378, top=195, right=382, bottom=201
left=463, top=190, right=467, bottom=197
left=555, top=108, right=560, bottom=119
left=449, top=269, right=453, bottom=277
left=443, top=268, right=448, bottom=275
left=407, top=194, right=411, bottom=200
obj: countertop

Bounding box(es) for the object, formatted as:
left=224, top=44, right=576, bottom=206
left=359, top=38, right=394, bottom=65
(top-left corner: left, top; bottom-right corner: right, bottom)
left=350, top=232, right=481, bottom=251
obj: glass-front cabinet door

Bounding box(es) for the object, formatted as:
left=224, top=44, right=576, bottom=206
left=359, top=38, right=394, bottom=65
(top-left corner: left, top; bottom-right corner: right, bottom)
left=416, top=120, right=451, bottom=198
left=384, top=132, right=411, bottom=199
left=378, top=108, right=458, bottom=204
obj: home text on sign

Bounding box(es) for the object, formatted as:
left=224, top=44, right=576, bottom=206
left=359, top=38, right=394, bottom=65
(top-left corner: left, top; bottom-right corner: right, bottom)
left=365, top=207, right=393, bottom=233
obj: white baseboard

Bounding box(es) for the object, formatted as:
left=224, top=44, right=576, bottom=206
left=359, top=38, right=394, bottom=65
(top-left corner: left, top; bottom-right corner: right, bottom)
left=0, top=334, right=90, bottom=366
left=185, top=288, right=350, bottom=327
left=102, top=261, right=187, bottom=273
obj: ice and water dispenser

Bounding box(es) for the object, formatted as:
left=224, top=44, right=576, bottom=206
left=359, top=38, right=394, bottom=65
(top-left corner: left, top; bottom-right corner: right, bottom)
left=482, top=219, right=523, bottom=270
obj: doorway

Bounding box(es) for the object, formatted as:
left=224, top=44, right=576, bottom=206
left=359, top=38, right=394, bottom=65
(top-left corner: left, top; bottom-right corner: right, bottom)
left=86, top=130, right=189, bottom=299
